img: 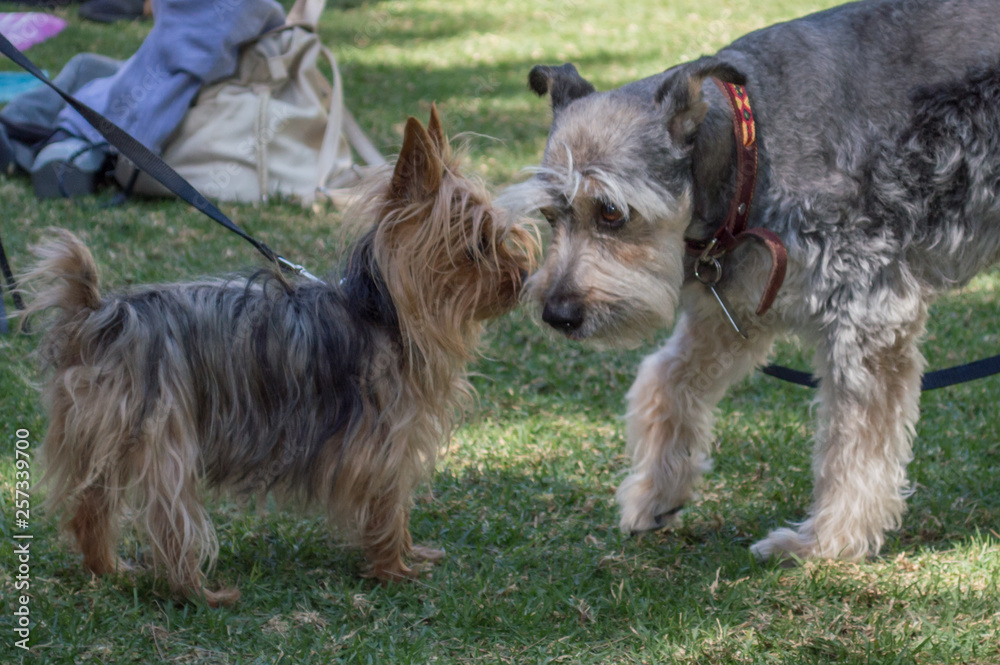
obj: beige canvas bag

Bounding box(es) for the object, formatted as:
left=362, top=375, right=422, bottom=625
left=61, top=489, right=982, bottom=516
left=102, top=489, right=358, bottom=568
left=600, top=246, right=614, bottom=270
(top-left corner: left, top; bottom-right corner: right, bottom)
left=121, top=0, right=383, bottom=204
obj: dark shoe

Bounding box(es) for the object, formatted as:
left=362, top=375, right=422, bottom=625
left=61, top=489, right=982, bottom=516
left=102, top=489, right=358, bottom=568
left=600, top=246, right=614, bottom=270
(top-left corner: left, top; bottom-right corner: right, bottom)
left=0, top=125, right=12, bottom=176
left=79, top=0, right=146, bottom=23
left=31, top=137, right=110, bottom=198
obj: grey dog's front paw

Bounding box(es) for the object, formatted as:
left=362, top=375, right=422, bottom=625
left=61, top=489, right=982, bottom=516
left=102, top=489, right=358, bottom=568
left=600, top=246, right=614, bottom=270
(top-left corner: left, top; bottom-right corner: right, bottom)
left=628, top=504, right=686, bottom=536
left=617, top=472, right=690, bottom=535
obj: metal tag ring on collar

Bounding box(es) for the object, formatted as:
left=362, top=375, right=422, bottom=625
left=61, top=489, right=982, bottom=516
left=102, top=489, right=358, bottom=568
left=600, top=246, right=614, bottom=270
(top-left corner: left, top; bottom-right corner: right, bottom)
left=694, top=256, right=723, bottom=286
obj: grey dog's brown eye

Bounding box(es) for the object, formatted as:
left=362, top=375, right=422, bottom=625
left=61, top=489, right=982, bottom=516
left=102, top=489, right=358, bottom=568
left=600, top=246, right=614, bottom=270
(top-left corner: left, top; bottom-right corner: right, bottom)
left=598, top=201, right=627, bottom=229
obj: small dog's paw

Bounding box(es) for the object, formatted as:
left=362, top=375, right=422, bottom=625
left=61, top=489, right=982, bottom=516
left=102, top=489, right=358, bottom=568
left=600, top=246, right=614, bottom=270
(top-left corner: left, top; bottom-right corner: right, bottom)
left=410, top=545, right=446, bottom=563
left=197, top=586, right=241, bottom=608
left=115, top=557, right=138, bottom=574
left=368, top=552, right=441, bottom=583
left=99, top=556, right=139, bottom=576
left=367, top=564, right=413, bottom=583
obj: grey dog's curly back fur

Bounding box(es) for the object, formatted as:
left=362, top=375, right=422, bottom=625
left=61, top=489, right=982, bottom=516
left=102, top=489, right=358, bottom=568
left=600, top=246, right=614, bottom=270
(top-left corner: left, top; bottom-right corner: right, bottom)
left=864, top=64, right=1000, bottom=287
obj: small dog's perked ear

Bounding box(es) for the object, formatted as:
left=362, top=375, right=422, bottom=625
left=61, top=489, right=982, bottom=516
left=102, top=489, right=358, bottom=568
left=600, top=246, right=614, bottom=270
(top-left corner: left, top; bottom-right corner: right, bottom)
left=426, top=102, right=449, bottom=154
left=528, top=63, right=596, bottom=112
left=656, top=56, right=746, bottom=144
left=392, top=116, right=444, bottom=200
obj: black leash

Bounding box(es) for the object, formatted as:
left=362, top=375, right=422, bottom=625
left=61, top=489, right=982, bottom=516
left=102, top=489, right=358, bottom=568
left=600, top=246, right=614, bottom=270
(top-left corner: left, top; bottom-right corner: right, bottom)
left=0, top=32, right=321, bottom=284
left=0, top=232, right=25, bottom=334
left=759, top=364, right=819, bottom=388
left=762, top=353, right=1000, bottom=392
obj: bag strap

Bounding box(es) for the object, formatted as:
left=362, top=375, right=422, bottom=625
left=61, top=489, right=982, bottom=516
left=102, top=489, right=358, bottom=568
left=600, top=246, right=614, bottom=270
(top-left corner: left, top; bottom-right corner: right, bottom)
left=313, top=42, right=386, bottom=193
left=344, top=108, right=388, bottom=167
left=314, top=40, right=347, bottom=190
left=280, top=2, right=387, bottom=192
left=286, top=0, right=327, bottom=29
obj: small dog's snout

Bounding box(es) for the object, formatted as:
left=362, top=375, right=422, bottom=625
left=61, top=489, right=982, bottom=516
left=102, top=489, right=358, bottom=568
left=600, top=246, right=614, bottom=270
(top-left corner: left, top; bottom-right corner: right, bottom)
left=542, top=295, right=584, bottom=333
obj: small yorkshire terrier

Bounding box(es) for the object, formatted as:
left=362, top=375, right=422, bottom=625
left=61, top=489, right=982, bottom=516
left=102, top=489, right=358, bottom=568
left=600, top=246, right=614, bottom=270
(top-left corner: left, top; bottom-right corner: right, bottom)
left=23, top=106, right=537, bottom=605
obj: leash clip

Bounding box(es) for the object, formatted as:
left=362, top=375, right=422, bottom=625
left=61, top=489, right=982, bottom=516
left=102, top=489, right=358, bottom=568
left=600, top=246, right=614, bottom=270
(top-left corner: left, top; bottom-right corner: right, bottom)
left=694, top=237, right=721, bottom=264
left=693, top=240, right=747, bottom=339
left=277, top=256, right=324, bottom=284
left=693, top=238, right=723, bottom=282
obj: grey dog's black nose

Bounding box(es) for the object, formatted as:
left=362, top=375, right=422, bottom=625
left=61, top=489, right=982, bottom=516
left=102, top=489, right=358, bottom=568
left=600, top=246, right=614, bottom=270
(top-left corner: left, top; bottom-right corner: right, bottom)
left=542, top=296, right=584, bottom=333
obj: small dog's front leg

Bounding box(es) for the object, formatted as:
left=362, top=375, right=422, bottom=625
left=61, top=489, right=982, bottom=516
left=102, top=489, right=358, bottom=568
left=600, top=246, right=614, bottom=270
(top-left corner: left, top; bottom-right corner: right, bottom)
left=361, top=486, right=444, bottom=582
left=618, top=306, right=776, bottom=534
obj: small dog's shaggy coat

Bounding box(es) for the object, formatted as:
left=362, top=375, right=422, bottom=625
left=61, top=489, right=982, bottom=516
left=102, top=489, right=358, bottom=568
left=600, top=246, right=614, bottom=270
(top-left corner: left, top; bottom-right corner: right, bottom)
left=23, top=107, right=537, bottom=604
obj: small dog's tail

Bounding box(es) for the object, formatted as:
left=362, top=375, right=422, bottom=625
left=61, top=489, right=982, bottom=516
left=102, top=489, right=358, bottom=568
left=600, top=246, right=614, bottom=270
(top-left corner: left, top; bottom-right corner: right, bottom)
left=21, top=228, right=102, bottom=326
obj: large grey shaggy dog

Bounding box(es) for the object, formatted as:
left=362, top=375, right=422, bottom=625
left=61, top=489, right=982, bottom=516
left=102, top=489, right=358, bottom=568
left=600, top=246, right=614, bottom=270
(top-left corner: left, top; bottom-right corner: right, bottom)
left=504, top=0, right=1000, bottom=561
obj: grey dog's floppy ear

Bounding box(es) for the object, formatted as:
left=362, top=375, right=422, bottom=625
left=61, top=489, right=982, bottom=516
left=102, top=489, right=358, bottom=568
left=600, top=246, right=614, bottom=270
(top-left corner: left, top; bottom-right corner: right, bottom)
left=656, top=56, right=746, bottom=144
left=529, top=63, right=596, bottom=112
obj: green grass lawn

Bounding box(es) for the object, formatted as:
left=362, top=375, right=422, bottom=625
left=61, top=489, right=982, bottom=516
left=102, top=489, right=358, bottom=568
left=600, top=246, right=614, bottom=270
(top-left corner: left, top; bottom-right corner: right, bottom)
left=2, top=1, right=999, bottom=663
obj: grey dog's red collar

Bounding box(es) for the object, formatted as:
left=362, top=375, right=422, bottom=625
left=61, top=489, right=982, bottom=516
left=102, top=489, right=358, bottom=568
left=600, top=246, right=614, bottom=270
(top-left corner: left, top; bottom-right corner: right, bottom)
left=685, top=79, right=787, bottom=317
